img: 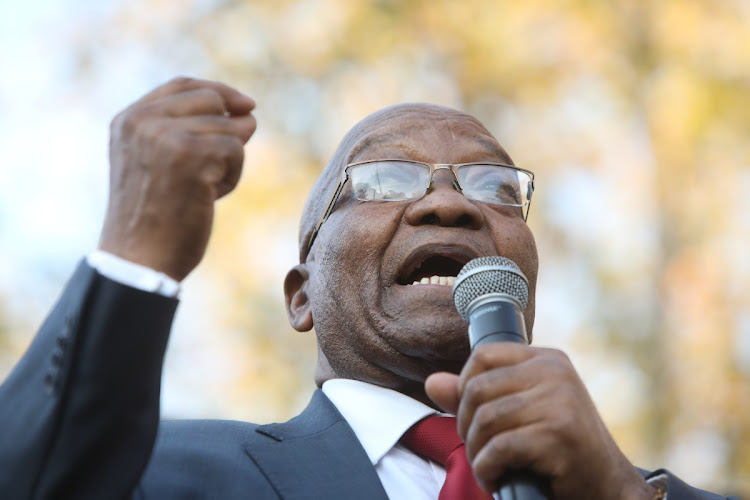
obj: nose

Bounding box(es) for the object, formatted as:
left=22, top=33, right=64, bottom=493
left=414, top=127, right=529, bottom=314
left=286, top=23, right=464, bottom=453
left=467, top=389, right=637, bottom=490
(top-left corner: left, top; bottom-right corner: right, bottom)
left=404, top=169, right=483, bottom=228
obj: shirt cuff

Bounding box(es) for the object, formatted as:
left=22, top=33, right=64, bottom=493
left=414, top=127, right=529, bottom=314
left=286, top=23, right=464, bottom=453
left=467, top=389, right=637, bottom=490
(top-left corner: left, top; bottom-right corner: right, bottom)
left=87, top=250, right=181, bottom=297
left=646, top=473, right=668, bottom=499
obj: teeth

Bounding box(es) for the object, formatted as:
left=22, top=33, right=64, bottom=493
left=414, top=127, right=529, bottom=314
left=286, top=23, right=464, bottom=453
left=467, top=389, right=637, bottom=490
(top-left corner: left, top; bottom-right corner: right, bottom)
left=409, top=276, right=457, bottom=286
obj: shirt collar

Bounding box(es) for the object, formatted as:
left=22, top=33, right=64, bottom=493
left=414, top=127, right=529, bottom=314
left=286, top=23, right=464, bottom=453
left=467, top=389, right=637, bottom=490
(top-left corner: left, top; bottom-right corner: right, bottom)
left=322, top=379, right=440, bottom=466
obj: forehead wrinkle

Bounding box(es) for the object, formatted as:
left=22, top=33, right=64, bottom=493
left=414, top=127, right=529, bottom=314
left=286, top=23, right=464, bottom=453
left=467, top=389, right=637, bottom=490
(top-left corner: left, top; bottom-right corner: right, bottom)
left=347, top=131, right=405, bottom=163
left=345, top=106, right=472, bottom=162
left=350, top=141, right=425, bottom=164
left=350, top=134, right=511, bottom=165
left=348, top=113, right=512, bottom=166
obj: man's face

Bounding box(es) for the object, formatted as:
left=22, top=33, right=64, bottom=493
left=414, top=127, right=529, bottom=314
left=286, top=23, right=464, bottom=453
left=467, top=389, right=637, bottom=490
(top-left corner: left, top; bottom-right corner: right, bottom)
left=303, top=105, right=538, bottom=401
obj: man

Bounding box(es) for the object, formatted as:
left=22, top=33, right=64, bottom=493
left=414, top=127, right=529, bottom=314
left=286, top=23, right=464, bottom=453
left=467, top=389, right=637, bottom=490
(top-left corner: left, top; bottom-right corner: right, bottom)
left=0, top=77, right=736, bottom=499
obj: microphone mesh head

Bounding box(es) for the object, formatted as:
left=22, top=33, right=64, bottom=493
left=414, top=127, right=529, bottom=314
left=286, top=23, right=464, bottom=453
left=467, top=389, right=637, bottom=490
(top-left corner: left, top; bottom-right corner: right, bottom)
left=452, top=256, right=529, bottom=321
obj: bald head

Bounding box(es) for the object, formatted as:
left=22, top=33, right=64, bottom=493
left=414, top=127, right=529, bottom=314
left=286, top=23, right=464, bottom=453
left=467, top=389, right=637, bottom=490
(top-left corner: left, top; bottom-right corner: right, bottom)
left=298, top=103, right=511, bottom=262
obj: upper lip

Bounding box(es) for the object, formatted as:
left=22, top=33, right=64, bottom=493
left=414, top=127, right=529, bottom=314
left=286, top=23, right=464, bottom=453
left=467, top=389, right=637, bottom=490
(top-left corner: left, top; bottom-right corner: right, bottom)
left=395, top=243, right=482, bottom=285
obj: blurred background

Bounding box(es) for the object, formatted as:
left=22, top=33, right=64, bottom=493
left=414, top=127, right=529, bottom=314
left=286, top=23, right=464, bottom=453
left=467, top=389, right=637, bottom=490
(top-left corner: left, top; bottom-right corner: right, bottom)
left=1, top=0, right=748, bottom=495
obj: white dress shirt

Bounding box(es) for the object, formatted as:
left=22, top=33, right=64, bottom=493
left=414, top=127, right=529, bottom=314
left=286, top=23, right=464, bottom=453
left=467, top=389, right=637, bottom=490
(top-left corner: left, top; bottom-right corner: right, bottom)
left=322, top=379, right=448, bottom=500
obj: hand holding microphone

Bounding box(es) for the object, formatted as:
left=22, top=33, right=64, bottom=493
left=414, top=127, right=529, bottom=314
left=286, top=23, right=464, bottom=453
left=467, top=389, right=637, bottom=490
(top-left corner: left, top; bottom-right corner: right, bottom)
left=426, top=256, right=656, bottom=500
left=453, top=256, right=549, bottom=500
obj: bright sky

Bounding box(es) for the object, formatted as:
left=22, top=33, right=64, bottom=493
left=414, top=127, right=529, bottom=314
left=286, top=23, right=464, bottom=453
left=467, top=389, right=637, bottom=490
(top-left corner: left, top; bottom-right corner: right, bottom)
left=0, top=1, right=241, bottom=421
left=0, top=0, right=192, bottom=318
left=1, top=1, right=112, bottom=309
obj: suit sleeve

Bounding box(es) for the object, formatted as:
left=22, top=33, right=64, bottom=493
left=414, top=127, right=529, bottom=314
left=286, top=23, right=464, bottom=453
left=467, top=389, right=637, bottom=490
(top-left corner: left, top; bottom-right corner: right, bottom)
left=644, top=469, right=743, bottom=500
left=0, top=260, right=178, bottom=499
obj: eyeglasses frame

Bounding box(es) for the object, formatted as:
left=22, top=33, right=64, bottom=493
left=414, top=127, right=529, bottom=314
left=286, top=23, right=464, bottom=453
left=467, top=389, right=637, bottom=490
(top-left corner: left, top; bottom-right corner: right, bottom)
left=305, top=159, right=535, bottom=256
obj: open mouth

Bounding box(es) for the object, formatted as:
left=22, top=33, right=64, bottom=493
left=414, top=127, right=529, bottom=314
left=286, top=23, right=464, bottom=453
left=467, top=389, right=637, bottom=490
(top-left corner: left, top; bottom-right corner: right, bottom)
left=397, top=254, right=469, bottom=287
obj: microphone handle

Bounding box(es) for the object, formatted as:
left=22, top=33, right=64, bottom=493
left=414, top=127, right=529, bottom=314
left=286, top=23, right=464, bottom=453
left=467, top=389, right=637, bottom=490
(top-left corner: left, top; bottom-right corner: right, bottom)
left=469, top=301, right=551, bottom=500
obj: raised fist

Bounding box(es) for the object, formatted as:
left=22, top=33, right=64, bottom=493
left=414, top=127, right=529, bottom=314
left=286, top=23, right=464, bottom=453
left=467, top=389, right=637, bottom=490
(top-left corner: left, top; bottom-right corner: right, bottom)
left=98, top=77, right=257, bottom=281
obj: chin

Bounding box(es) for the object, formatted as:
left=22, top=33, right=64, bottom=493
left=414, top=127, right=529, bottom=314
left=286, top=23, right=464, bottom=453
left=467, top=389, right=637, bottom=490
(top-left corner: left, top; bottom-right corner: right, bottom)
left=379, top=315, right=471, bottom=364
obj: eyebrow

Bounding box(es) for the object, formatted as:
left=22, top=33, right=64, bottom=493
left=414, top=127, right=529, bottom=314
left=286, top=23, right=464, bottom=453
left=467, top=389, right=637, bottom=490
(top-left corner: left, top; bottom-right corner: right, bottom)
left=347, top=132, right=403, bottom=163
left=474, top=136, right=514, bottom=164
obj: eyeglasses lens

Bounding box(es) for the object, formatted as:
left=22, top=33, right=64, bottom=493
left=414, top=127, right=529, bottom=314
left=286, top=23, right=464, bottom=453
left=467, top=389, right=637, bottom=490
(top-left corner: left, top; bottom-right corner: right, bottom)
left=349, top=161, right=531, bottom=218
left=457, top=165, right=528, bottom=203
left=350, top=161, right=429, bottom=201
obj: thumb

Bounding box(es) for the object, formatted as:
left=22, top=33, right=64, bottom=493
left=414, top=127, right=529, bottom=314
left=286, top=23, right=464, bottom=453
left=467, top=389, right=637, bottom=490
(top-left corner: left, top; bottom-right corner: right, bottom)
left=425, top=372, right=461, bottom=414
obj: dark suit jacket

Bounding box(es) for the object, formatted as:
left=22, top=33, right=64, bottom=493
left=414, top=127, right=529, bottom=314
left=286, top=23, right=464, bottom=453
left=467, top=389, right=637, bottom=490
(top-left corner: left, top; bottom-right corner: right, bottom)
left=0, top=262, right=739, bottom=499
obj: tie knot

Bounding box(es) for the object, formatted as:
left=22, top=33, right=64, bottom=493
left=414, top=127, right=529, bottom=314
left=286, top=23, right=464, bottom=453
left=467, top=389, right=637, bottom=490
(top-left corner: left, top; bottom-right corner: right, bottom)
left=401, top=416, right=463, bottom=465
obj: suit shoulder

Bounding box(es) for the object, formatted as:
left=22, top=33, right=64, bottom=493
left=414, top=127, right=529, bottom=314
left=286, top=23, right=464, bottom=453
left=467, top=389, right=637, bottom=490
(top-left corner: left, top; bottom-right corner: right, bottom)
left=138, top=419, right=279, bottom=498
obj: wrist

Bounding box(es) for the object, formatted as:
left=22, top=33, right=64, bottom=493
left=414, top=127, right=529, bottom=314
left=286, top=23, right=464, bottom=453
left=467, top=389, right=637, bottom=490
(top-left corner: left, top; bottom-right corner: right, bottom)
left=622, top=479, right=661, bottom=500
left=600, top=459, right=661, bottom=500
left=97, top=235, right=196, bottom=282
left=88, top=250, right=182, bottom=297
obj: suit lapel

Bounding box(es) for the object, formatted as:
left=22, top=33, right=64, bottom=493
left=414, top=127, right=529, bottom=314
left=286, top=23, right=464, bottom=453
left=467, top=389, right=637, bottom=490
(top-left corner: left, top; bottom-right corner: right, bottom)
left=244, top=389, right=388, bottom=500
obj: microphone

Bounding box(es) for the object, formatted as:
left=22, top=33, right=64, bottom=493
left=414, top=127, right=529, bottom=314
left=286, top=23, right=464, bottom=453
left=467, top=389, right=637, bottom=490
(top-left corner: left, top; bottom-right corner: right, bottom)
left=453, top=256, right=550, bottom=500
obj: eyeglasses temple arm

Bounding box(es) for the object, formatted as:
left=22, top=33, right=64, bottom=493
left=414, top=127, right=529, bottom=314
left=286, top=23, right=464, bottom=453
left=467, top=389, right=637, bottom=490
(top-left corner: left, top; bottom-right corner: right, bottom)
left=524, top=179, right=534, bottom=221
left=306, top=178, right=347, bottom=255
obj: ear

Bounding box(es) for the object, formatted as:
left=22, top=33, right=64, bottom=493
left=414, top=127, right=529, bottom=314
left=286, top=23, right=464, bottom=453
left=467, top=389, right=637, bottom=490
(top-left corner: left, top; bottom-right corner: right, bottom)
left=284, top=264, right=313, bottom=332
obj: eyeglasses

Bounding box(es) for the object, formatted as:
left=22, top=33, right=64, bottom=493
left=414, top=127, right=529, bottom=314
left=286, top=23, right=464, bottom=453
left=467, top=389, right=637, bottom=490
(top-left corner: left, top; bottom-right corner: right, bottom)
left=306, top=159, right=535, bottom=254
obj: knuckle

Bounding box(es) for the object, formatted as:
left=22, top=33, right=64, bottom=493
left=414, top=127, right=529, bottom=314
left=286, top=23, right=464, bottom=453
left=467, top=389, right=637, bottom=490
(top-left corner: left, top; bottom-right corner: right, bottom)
left=197, top=137, right=243, bottom=176
left=539, top=349, right=572, bottom=378
left=159, top=130, right=193, bottom=160
left=111, top=109, right=139, bottom=136
left=486, top=433, right=507, bottom=461
left=216, top=136, right=243, bottom=160
left=472, top=345, right=495, bottom=368
left=472, top=435, right=505, bottom=481
left=169, top=75, right=195, bottom=89
left=109, top=114, right=123, bottom=136
left=549, top=348, right=571, bottom=364
left=172, top=130, right=195, bottom=150
left=548, top=412, right=577, bottom=445
left=463, top=375, right=489, bottom=405
left=502, top=392, right=523, bottom=414
left=474, top=403, right=496, bottom=434
left=246, top=115, right=258, bottom=135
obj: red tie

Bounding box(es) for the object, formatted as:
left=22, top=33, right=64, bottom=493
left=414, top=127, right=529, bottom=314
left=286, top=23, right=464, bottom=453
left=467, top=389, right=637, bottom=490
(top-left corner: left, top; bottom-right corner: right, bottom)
left=401, top=416, right=492, bottom=500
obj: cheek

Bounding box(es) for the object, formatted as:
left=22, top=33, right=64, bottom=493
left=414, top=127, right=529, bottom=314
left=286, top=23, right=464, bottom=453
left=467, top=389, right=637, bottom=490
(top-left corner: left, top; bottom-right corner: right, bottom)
left=311, top=204, right=405, bottom=314
left=306, top=206, right=408, bottom=379
left=487, top=216, right=539, bottom=335
left=322, top=204, right=404, bottom=266
left=487, top=216, right=537, bottom=275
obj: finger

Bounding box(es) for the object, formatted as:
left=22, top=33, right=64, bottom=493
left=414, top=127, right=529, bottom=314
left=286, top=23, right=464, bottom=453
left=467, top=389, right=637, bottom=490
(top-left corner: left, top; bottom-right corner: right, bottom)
left=159, top=88, right=229, bottom=117
left=166, top=115, right=240, bottom=137
left=425, top=372, right=460, bottom=414
left=155, top=114, right=255, bottom=143
left=188, top=134, right=245, bottom=199
left=471, top=423, right=552, bottom=493
left=459, top=344, right=536, bottom=392
left=138, top=76, right=256, bottom=115
left=456, top=363, right=531, bottom=440
left=463, top=387, right=543, bottom=463
left=229, top=112, right=257, bottom=143
left=215, top=135, right=245, bottom=199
